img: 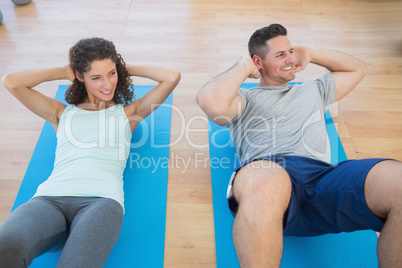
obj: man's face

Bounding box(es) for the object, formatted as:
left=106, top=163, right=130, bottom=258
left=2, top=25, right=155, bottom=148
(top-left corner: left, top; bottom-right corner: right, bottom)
left=258, top=35, right=296, bottom=86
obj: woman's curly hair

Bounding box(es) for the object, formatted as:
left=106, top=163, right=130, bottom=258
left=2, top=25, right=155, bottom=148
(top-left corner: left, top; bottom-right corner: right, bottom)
left=65, top=37, right=134, bottom=105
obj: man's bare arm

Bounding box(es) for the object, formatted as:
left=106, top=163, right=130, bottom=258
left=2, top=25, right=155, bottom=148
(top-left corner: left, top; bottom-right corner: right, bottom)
left=196, top=55, right=260, bottom=126
left=293, top=46, right=367, bottom=101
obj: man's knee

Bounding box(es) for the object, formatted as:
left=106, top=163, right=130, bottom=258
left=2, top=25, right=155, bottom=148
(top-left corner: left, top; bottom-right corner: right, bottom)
left=365, top=160, right=402, bottom=219
left=233, top=160, right=292, bottom=213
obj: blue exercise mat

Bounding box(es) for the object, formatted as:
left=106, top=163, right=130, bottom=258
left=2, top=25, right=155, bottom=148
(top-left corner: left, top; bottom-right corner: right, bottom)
left=209, top=83, right=379, bottom=268
left=11, top=85, right=171, bottom=267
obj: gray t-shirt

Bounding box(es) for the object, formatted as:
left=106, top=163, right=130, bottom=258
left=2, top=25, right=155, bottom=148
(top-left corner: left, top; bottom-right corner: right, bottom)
left=226, top=73, right=336, bottom=164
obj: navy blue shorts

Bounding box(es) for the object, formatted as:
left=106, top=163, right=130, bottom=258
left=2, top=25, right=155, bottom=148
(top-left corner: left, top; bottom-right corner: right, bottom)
left=227, top=155, right=387, bottom=236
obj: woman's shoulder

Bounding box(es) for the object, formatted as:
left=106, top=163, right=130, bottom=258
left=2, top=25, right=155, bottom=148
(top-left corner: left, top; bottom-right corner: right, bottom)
left=123, top=100, right=138, bottom=117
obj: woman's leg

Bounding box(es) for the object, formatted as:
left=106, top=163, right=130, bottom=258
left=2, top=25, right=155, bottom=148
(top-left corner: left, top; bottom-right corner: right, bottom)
left=57, top=197, right=123, bottom=268
left=0, top=197, right=68, bottom=268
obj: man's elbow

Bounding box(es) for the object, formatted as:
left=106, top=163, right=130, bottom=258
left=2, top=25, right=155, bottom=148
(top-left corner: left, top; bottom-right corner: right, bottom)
left=196, top=91, right=209, bottom=112
left=196, top=92, right=222, bottom=118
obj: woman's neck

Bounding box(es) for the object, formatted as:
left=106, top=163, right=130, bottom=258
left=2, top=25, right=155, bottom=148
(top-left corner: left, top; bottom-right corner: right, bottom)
left=77, top=99, right=116, bottom=111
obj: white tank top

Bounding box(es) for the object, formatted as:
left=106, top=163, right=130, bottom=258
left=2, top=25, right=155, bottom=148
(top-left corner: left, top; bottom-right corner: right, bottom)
left=34, top=104, right=132, bottom=211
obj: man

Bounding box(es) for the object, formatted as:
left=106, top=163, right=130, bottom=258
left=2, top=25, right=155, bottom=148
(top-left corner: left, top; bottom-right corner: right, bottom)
left=196, top=24, right=402, bottom=267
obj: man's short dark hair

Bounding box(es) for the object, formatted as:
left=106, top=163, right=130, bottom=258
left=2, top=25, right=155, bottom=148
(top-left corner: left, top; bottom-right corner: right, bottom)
left=248, top=24, right=288, bottom=59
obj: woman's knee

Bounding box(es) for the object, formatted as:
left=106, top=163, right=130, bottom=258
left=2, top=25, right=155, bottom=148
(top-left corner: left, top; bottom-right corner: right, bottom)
left=0, top=233, right=30, bottom=267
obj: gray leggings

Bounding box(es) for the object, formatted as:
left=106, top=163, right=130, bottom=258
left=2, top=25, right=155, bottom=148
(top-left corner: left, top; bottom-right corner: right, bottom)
left=0, top=196, right=123, bottom=268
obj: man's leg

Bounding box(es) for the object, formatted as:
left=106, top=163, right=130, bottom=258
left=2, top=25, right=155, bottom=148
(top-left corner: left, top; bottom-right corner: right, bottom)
left=364, top=160, right=402, bottom=268
left=232, top=160, right=291, bottom=268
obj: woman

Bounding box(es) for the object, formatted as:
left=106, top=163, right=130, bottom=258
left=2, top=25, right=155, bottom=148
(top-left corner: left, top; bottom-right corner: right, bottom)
left=0, top=37, right=180, bottom=267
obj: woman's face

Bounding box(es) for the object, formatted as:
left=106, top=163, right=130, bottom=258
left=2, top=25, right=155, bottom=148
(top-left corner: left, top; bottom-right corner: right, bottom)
left=78, top=58, right=118, bottom=104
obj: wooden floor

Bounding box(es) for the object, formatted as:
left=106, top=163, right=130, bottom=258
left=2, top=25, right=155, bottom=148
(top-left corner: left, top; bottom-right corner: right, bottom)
left=0, top=0, right=401, bottom=267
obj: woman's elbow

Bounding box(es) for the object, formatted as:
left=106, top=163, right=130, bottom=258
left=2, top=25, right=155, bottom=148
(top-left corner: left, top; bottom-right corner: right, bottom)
left=170, top=70, right=181, bottom=85
left=2, top=73, right=17, bottom=93
left=357, top=60, right=367, bottom=79
left=361, top=61, right=367, bottom=76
